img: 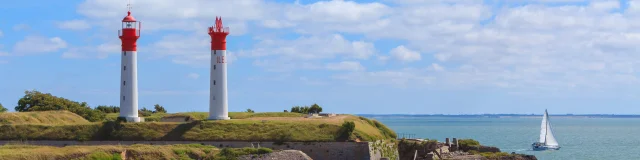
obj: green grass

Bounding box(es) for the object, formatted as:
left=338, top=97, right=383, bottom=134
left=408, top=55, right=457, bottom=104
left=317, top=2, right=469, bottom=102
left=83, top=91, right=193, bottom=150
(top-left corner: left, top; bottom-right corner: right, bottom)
left=164, top=112, right=305, bottom=120
left=0, top=111, right=90, bottom=125
left=0, top=143, right=272, bottom=160
left=0, top=112, right=395, bottom=142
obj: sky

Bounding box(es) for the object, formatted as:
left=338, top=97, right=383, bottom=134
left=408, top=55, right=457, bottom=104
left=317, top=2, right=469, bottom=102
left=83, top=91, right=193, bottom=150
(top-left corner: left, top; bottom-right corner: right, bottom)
left=2, top=0, right=640, bottom=114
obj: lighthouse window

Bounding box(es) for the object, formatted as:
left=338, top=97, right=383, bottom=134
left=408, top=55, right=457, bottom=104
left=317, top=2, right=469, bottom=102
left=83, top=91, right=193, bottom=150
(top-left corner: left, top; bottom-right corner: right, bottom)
left=124, top=66, right=126, bottom=70
left=123, top=81, right=126, bottom=86
left=124, top=52, right=126, bottom=56
left=123, top=96, right=125, bottom=101
left=123, top=22, right=137, bottom=29
left=214, top=80, right=216, bottom=85
left=214, top=65, right=216, bottom=70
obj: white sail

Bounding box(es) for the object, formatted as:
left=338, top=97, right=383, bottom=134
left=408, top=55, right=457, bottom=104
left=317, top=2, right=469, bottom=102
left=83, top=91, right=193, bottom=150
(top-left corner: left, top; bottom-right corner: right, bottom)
left=539, top=110, right=547, bottom=143
left=544, top=111, right=559, bottom=146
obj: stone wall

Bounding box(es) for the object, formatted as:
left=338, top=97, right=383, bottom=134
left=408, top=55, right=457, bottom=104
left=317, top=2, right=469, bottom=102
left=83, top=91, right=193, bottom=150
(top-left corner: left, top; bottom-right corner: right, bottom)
left=0, top=140, right=396, bottom=160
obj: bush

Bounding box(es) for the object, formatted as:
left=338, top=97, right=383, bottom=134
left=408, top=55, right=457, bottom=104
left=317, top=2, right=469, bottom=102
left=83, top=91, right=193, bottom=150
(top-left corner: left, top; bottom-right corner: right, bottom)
left=341, top=121, right=356, bottom=138
left=246, top=109, right=255, bottom=113
left=96, top=105, right=120, bottom=113
left=309, top=103, right=323, bottom=114
left=14, top=90, right=106, bottom=122
left=459, top=139, right=480, bottom=147
left=153, top=104, right=167, bottom=113
left=257, top=148, right=273, bottom=154
left=0, top=103, right=6, bottom=113
left=290, top=103, right=323, bottom=114
left=139, top=107, right=153, bottom=117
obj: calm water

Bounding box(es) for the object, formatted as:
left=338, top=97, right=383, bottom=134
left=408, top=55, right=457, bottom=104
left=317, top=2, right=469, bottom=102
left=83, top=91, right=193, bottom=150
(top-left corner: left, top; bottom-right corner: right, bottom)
left=365, top=116, right=640, bottom=160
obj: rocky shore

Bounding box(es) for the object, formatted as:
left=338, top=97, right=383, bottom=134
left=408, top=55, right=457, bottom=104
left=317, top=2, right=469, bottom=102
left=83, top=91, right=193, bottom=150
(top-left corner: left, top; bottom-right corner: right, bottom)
left=397, top=138, right=537, bottom=160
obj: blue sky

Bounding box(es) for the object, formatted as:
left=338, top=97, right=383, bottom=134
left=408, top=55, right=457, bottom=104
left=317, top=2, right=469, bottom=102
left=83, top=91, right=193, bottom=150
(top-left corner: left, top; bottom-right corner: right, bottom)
left=2, top=0, right=640, bottom=114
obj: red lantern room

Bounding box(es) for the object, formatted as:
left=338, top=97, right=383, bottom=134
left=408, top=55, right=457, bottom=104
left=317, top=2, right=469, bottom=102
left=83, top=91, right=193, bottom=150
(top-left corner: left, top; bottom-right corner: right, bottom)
left=208, top=17, right=230, bottom=50
left=119, top=11, right=141, bottom=51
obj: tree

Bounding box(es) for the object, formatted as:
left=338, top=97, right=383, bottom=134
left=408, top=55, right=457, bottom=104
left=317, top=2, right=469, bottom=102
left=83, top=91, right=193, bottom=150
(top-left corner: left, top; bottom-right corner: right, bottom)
left=153, top=104, right=167, bottom=113
left=290, top=106, right=300, bottom=113
left=283, top=110, right=288, bottom=112
left=0, top=103, right=7, bottom=112
left=309, top=103, right=323, bottom=114
left=246, top=109, right=255, bottom=113
left=341, top=121, right=356, bottom=138
left=96, top=105, right=120, bottom=113
left=14, top=90, right=106, bottom=122
left=139, top=107, right=153, bottom=117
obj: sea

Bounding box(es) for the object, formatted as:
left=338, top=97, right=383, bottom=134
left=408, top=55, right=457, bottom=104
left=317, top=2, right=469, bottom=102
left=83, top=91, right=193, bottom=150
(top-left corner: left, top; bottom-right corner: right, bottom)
left=362, top=115, right=640, bottom=160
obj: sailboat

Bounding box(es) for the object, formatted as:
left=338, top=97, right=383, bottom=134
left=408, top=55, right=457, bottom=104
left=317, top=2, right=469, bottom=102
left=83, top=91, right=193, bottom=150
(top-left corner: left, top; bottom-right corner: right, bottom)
left=532, top=109, right=560, bottom=151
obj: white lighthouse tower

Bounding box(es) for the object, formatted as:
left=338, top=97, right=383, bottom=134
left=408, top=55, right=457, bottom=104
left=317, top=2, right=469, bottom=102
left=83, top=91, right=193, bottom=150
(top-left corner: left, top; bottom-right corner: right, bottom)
left=208, top=17, right=230, bottom=120
left=118, top=6, right=143, bottom=122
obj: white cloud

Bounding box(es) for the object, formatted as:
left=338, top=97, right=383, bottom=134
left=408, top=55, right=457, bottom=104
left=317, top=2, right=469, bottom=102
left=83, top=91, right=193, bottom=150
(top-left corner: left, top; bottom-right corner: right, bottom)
left=326, top=61, right=365, bottom=71
left=56, top=20, right=91, bottom=30
left=187, top=73, right=200, bottom=79
left=70, top=0, right=640, bottom=93
left=428, top=63, right=445, bottom=72
left=332, top=68, right=434, bottom=88
left=390, top=45, right=421, bottom=63
left=13, top=36, right=68, bottom=54
left=62, top=42, right=119, bottom=59
left=239, top=34, right=375, bottom=60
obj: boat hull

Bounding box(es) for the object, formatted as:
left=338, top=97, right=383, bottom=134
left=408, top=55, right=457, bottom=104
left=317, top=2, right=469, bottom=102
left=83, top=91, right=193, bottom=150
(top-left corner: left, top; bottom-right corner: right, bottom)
left=532, top=143, right=560, bottom=151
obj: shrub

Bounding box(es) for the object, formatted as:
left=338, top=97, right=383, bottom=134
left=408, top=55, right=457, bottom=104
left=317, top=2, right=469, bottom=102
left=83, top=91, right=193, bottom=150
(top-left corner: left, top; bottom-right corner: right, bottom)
left=14, top=90, right=106, bottom=122
left=246, top=109, right=255, bottom=113
left=341, top=121, right=356, bottom=138
left=257, top=148, right=273, bottom=154
left=96, top=105, right=120, bottom=113
left=139, top=107, right=153, bottom=117
left=153, top=104, right=167, bottom=113
left=0, top=103, right=7, bottom=113
left=458, top=139, right=480, bottom=147
left=309, top=103, right=323, bottom=114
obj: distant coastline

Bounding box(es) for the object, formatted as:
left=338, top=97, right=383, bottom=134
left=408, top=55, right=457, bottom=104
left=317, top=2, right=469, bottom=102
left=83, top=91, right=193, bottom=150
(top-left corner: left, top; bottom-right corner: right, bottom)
left=358, top=114, right=640, bottom=118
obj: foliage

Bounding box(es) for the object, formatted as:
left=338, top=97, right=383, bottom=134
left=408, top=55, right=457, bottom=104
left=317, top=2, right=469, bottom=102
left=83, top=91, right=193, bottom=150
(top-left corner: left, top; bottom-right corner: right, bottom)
left=246, top=109, right=255, bottom=113
left=153, top=104, right=167, bottom=113
left=341, top=121, right=356, bottom=138
left=283, top=110, right=288, bottom=112
left=14, top=90, right=106, bottom=122
left=480, top=152, right=512, bottom=159
left=96, top=105, right=120, bottom=113
left=309, top=103, right=323, bottom=114
left=290, top=103, right=323, bottom=114
left=0, top=103, right=6, bottom=113
left=139, top=107, right=153, bottom=117
left=458, top=139, right=481, bottom=148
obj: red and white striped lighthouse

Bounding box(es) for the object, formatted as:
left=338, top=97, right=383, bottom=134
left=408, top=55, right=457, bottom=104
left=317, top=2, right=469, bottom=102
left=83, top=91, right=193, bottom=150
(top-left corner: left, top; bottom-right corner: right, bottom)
left=118, top=7, right=142, bottom=122
left=208, top=17, right=230, bottom=120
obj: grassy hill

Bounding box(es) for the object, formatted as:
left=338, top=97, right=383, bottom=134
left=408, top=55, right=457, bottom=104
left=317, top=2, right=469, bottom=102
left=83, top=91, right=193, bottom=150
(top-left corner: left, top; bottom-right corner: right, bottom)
left=0, top=111, right=90, bottom=125
left=0, top=143, right=272, bottom=160
left=0, top=111, right=396, bottom=142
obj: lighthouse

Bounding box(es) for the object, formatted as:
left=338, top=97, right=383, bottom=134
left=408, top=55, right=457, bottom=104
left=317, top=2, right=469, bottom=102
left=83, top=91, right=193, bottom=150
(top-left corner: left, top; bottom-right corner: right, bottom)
left=118, top=7, right=143, bottom=122
left=208, top=17, right=230, bottom=120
